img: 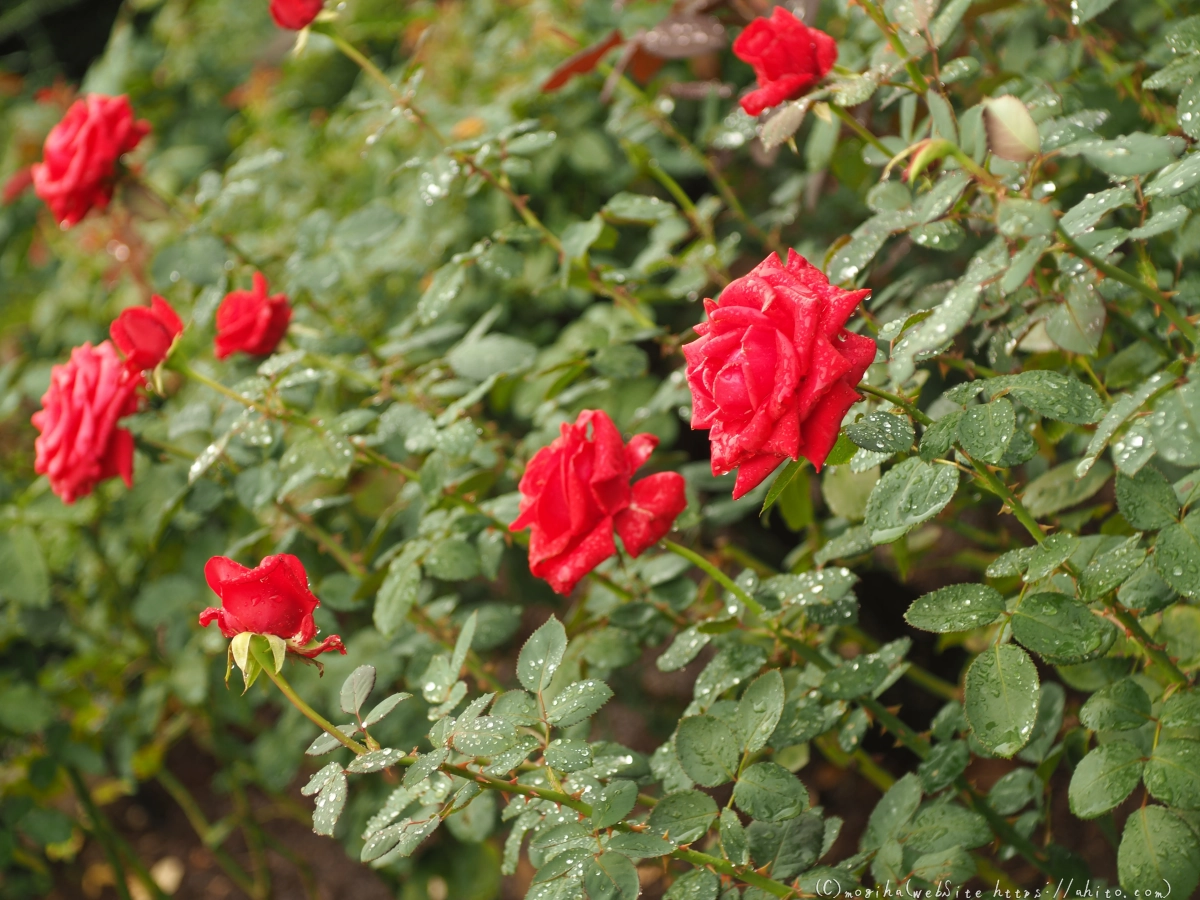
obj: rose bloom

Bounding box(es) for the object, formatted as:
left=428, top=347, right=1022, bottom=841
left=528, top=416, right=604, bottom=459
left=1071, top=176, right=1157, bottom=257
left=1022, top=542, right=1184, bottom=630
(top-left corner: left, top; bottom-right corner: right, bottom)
left=111, top=295, right=184, bottom=371
left=269, top=0, right=323, bottom=30
left=31, top=94, right=150, bottom=227
left=732, top=7, right=837, bottom=117
left=213, top=272, right=292, bottom=359
left=511, top=409, right=687, bottom=595
left=200, top=554, right=346, bottom=658
left=31, top=341, right=144, bottom=504
left=683, top=250, right=875, bottom=499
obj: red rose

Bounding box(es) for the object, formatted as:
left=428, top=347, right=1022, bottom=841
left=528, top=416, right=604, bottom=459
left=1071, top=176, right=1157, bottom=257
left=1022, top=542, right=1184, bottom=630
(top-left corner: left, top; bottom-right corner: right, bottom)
left=269, top=0, right=324, bottom=30
left=732, top=7, right=837, bottom=117
left=200, top=554, right=346, bottom=658
left=111, top=295, right=184, bottom=371
left=511, top=409, right=687, bottom=595
left=2, top=167, right=33, bottom=205
left=31, top=94, right=150, bottom=227
left=213, top=272, right=292, bottom=359
left=682, top=250, right=875, bottom=499
left=31, top=341, right=143, bottom=504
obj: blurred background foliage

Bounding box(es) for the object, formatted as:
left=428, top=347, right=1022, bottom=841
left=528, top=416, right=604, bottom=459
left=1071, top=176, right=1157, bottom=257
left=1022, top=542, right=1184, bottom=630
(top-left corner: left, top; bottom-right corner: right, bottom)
left=3, top=0, right=1200, bottom=898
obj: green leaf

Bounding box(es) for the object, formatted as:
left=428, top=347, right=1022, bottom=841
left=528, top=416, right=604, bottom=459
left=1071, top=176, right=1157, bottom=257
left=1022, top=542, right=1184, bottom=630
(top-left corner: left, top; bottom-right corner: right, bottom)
left=1047, top=281, right=1106, bottom=355
left=1154, top=511, right=1200, bottom=599
left=904, top=803, right=991, bottom=852
left=1069, top=741, right=1144, bottom=819
left=957, top=398, right=1016, bottom=464
left=602, top=192, right=675, bottom=224
left=1117, top=466, right=1181, bottom=531
left=447, top=333, right=536, bottom=381
left=1145, top=152, right=1200, bottom=196
left=985, top=371, right=1104, bottom=424
left=361, top=814, right=440, bottom=863
left=340, top=665, right=376, bottom=715
left=362, top=693, right=411, bottom=728
left=825, top=432, right=858, bottom=467
left=346, top=747, right=408, bottom=774
left=1118, top=805, right=1200, bottom=899
left=1144, top=739, right=1200, bottom=810
left=919, top=411, right=962, bottom=462
left=374, top=544, right=423, bottom=638
left=733, top=762, right=809, bottom=823
left=736, top=671, right=785, bottom=754
left=583, top=851, right=641, bottom=900
left=1162, top=689, right=1200, bottom=728
left=607, top=832, right=675, bottom=859
left=861, top=773, right=923, bottom=851
left=864, top=457, right=959, bottom=544
left=964, top=644, right=1040, bottom=757
left=663, top=868, right=719, bottom=900
left=846, top=412, right=915, bottom=454
left=517, top=617, right=568, bottom=694
left=312, top=767, right=348, bottom=836
left=820, top=657, right=889, bottom=700
left=1071, top=133, right=1186, bottom=176
left=1022, top=460, right=1112, bottom=519
left=918, top=740, right=970, bottom=792
left=656, top=625, right=711, bottom=673
left=675, top=715, right=740, bottom=787
left=591, top=780, right=638, bottom=830
left=906, top=583, right=1007, bottom=633
left=1011, top=592, right=1117, bottom=663
left=0, top=527, right=49, bottom=608
left=1061, top=187, right=1135, bottom=236
left=647, top=790, right=718, bottom=844
left=545, top=738, right=592, bottom=773
left=719, top=807, right=749, bottom=865
left=1079, top=679, right=1152, bottom=731
left=423, top=538, right=481, bottom=581
left=1181, top=82, right=1200, bottom=141
left=1024, top=532, right=1078, bottom=582
left=910, top=846, right=977, bottom=885
left=1079, top=536, right=1146, bottom=601
left=762, top=460, right=804, bottom=515
left=546, top=679, right=613, bottom=727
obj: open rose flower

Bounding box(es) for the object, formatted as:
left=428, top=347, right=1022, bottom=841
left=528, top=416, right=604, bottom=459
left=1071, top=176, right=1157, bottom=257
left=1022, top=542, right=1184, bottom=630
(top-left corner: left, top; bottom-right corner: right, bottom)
left=511, top=409, right=687, bottom=595
left=31, top=94, right=150, bottom=227
left=683, top=250, right=875, bottom=499
left=213, top=272, right=292, bottom=359
left=732, top=7, right=837, bottom=117
left=32, top=341, right=143, bottom=504
left=270, top=0, right=324, bottom=29
left=111, top=296, right=184, bottom=371
left=200, top=554, right=345, bottom=658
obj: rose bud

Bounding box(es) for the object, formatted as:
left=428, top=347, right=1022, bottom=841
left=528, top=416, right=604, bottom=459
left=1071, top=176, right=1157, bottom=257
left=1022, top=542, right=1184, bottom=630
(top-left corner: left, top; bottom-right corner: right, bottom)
left=984, top=95, right=1041, bottom=162
left=682, top=250, right=875, bottom=499
left=31, top=341, right=144, bottom=503
left=200, top=554, right=346, bottom=659
left=31, top=94, right=151, bottom=228
left=732, top=7, right=837, bottom=117
left=111, top=295, right=184, bottom=372
left=511, top=409, right=687, bottom=595
left=213, top=272, right=292, bottom=359
left=269, top=0, right=324, bottom=30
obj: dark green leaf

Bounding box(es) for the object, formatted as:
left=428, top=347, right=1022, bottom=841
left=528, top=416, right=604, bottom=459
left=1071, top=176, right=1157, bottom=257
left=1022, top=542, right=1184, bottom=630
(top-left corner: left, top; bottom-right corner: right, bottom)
left=964, top=644, right=1040, bottom=757
left=733, top=762, right=809, bottom=822
left=906, top=583, right=1007, bottom=633
left=1068, top=741, right=1144, bottom=818
left=675, top=715, right=740, bottom=787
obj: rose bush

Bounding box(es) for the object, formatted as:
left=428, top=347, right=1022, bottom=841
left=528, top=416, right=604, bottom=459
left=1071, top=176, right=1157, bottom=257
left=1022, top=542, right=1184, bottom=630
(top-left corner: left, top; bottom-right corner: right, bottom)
left=3, top=1, right=1200, bottom=899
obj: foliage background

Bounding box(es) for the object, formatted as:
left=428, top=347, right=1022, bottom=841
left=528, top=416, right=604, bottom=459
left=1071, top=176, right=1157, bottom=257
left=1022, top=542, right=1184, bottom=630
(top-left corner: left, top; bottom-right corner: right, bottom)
left=2, top=0, right=1200, bottom=897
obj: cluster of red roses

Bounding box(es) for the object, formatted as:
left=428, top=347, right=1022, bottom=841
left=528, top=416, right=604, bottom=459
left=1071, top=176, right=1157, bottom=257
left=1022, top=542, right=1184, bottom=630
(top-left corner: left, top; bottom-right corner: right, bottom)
left=21, top=2, right=862, bottom=660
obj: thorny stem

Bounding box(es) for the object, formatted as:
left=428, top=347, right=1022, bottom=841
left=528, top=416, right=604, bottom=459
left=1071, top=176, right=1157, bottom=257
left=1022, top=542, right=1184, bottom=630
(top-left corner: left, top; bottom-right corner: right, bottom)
left=854, top=0, right=929, bottom=94
left=1103, top=600, right=1189, bottom=685
left=156, top=770, right=261, bottom=899
left=65, top=766, right=136, bottom=900
left=828, top=104, right=893, bottom=160
left=1058, top=227, right=1199, bottom=348
left=608, top=70, right=782, bottom=255
left=253, top=646, right=368, bottom=755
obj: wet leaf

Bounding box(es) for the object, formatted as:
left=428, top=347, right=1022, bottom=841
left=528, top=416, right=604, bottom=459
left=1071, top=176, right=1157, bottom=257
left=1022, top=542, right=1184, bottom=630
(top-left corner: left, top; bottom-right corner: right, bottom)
left=964, top=644, right=1040, bottom=757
